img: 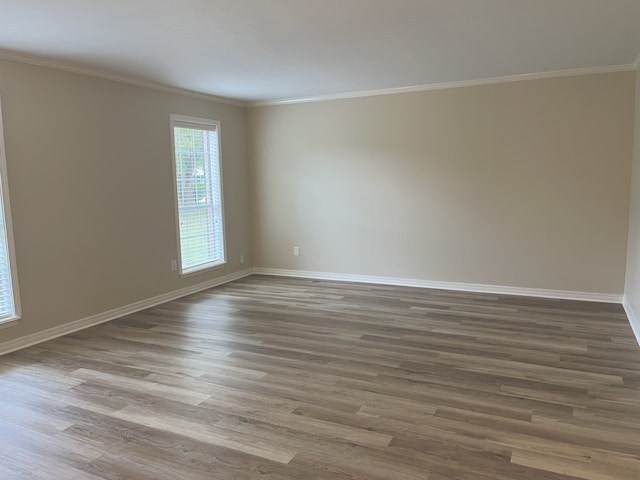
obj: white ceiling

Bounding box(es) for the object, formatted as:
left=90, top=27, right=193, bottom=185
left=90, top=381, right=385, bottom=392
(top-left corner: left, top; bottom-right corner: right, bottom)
left=1, top=0, right=640, bottom=104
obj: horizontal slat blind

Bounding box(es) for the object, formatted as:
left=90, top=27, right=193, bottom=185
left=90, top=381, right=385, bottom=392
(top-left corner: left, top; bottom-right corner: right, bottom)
left=172, top=117, right=225, bottom=273
left=0, top=96, right=18, bottom=322
left=0, top=199, right=14, bottom=319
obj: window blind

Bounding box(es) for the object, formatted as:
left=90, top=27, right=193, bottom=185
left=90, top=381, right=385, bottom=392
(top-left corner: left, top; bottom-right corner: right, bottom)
left=0, top=96, right=19, bottom=323
left=171, top=116, right=225, bottom=274
left=0, top=197, right=15, bottom=320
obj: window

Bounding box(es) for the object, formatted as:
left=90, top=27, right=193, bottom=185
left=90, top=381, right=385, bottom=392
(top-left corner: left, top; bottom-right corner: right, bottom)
left=0, top=96, right=20, bottom=324
left=170, top=115, right=225, bottom=274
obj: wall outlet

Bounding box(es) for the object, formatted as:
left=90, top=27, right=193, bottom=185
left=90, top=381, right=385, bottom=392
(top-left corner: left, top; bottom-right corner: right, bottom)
left=170, top=259, right=177, bottom=271
left=240, top=254, right=245, bottom=264
left=293, top=246, right=300, bottom=256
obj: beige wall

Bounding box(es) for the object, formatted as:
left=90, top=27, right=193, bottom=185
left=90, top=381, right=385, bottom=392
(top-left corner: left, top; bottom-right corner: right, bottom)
left=624, top=68, right=640, bottom=318
left=0, top=59, right=251, bottom=344
left=0, top=59, right=634, bottom=349
left=249, top=72, right=635, bottom=294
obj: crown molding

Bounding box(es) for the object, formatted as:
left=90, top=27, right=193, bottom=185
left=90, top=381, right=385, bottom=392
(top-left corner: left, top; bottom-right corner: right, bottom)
left=1, top=48, right=638, bottom=109
left=0, top=49, right=246, bottom=107
left=250, top=63, right=637, bottom=107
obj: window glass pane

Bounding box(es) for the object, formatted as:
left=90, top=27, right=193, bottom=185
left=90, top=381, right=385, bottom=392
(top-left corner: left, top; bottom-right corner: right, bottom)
left=172, top=117, right=225, bottom=273
left=0, top=197, right=14, bottom=318
left=0, top=97, right=19, bottom=322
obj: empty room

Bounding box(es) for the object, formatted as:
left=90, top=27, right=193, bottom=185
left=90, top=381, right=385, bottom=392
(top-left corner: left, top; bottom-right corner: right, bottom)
left=1, top=1, right=640, bottom=479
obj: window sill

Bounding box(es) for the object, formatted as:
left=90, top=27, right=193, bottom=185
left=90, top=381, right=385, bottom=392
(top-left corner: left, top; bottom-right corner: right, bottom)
left=0, top=317, right=18, bottom=330
left=179, top=260, right=227, bottom=277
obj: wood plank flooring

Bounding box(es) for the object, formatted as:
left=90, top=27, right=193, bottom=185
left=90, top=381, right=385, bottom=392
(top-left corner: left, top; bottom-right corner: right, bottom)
left=1, top=275, right=639, bottom=479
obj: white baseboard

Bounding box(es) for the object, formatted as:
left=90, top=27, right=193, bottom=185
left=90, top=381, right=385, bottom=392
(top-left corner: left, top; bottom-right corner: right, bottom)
left=1, top=266, right=631, bottom=357
left=622, top=295, right=640, bottom=347
left=0, top=268, right=252, bottom=356
left=252, top=267, right=623, bottom=304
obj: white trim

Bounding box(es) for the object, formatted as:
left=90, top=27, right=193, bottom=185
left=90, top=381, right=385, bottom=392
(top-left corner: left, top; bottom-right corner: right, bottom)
left=170, top=114, right=219, bottom=131
left=1, top=268, right=633, bottom=356
left=622, top=295, right=640, bottom=347
left=252, top=268, right=622, bottom=304
left=0, top=49, right=244, bottom=107
left=0, top=94, right=21, bottom=321
left=1, top=47, right=638, bottom=109
left=0, top=268, right=252, bottom=357
left=180, top=261, right=227, bottom=278
left=0, top=320, right=17, bottom=331
left=250, top=64, right=637, bottom=107
left=169, top=114, right=227, bottom=275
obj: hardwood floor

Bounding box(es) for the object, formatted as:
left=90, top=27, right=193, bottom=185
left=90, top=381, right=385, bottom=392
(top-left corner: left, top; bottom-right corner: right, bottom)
left=1, top=275, right=639, bottom=479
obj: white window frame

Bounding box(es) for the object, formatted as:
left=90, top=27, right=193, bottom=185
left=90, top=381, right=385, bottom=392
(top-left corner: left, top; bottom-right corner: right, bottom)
left=0, top=94, right=21, bottom=326
left=169, top=114, right=226, bottom=275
